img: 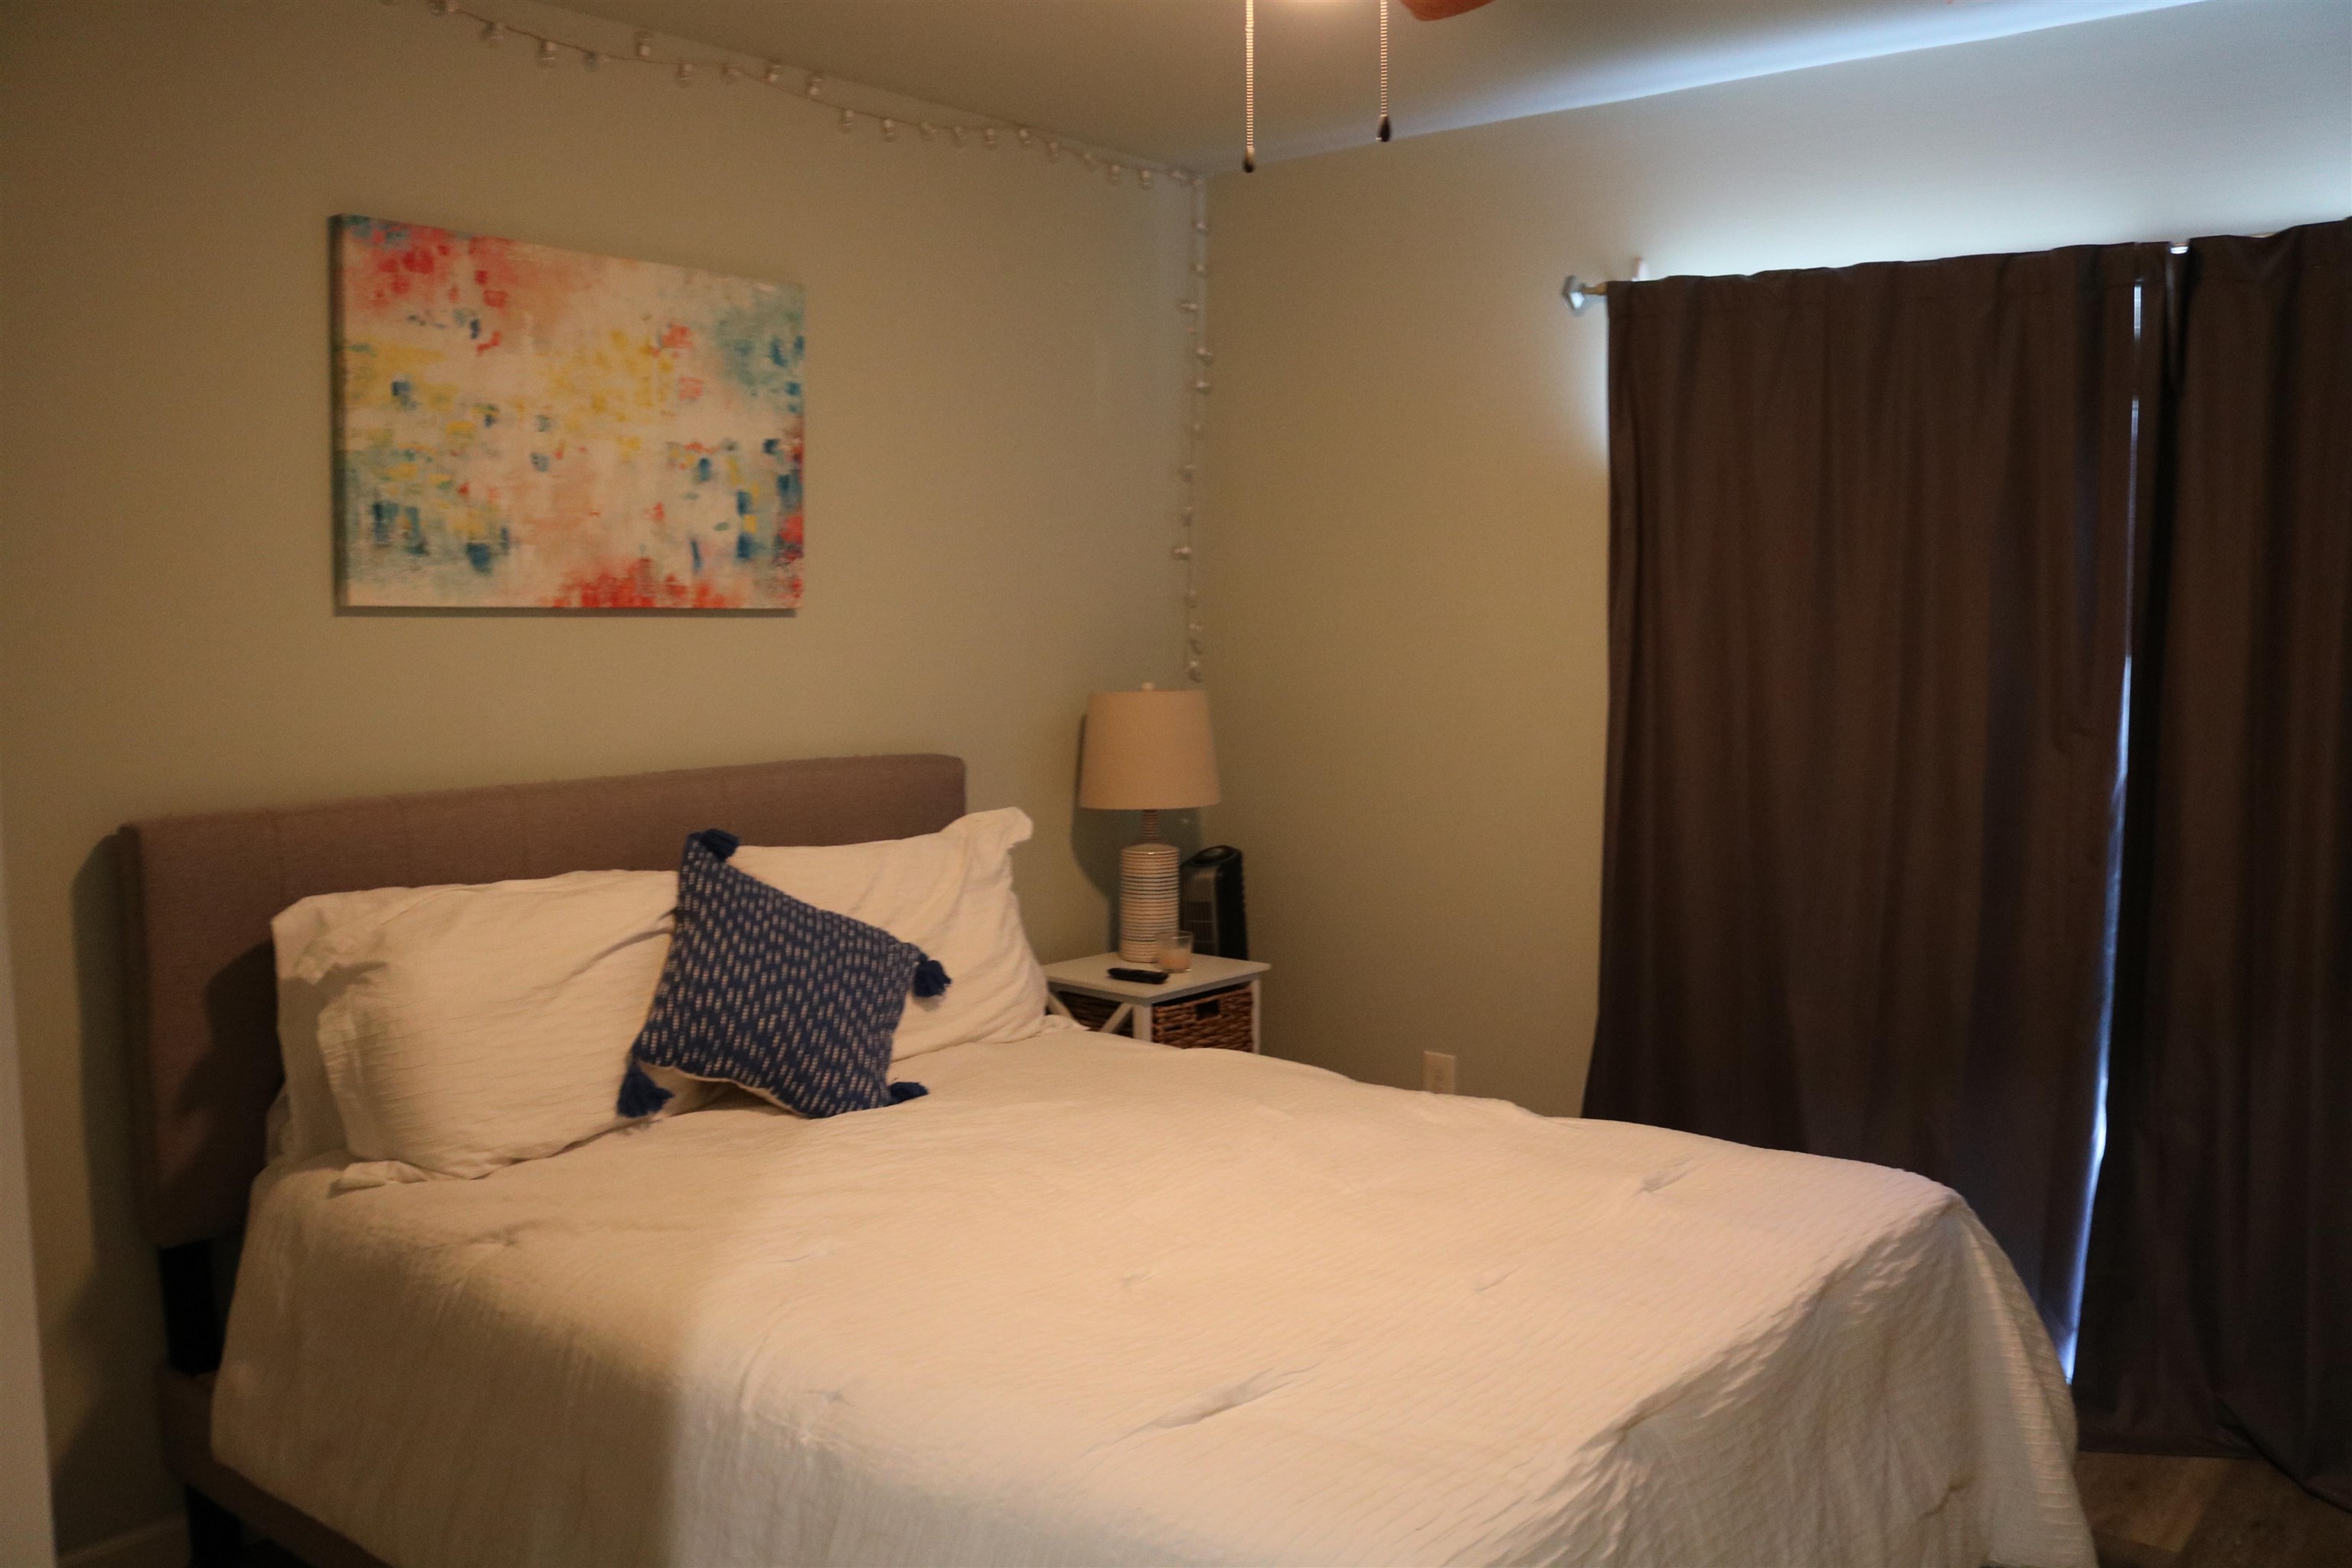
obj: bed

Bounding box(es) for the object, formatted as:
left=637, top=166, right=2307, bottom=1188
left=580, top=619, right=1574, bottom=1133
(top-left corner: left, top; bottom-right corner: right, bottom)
left=120, top=754, right=2096, bottom=1567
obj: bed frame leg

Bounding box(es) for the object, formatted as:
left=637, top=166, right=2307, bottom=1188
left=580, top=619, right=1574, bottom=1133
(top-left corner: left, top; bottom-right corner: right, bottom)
left=185, top=1485, right=243, bottom=1566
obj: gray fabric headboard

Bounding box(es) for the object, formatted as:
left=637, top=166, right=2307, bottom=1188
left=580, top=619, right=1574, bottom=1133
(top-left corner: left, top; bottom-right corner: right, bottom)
left=118, top=753, right=967, bottom=1248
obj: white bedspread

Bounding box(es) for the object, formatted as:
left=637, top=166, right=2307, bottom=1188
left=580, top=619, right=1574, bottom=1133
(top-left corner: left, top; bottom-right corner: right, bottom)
left=215, top=1033, right=2093, bottom=1567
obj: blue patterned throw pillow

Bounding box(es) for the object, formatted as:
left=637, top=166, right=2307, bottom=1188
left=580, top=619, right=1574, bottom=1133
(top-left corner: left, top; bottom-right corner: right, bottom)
left=619, top=829, right=945, bottom=1119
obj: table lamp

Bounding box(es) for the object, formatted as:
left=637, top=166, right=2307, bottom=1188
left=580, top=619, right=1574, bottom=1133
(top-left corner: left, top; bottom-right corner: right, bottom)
left=1080, top=684, right=1221, bottom=961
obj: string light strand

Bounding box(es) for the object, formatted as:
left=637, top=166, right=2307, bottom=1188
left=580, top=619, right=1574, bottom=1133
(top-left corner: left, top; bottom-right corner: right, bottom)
left=392, top=0, right=1215, bottom=684
left=1243, top=0, right=1256, bottom=174
left=1178, top=182, right=1212, bottom=684
left=390, top=1, right=1196, bottom=191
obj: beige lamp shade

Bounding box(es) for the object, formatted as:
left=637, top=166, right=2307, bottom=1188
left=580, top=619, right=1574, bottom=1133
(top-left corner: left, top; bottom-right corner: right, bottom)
left=1079, top=687, right=1220, bottom=810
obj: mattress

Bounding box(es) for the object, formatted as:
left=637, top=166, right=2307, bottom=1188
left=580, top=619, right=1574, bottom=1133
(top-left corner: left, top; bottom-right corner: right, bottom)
left=214, top=1032, right=2094, bottom=1567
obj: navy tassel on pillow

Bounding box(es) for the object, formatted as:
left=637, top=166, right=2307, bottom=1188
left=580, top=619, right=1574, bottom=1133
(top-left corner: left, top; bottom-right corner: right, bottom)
left=618, top=828, right=946, bottom=1119
left=912, top=957, right=950, bottom=999
left=616, top=1060, right=674, bottom=1119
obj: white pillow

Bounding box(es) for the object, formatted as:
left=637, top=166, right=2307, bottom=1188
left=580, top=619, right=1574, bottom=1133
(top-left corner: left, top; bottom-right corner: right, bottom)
left=731, top=808, right=1057, bottom=1060
left=286, top=871, right=681, bottom=1178
left=272, top=885, right=419, bottom=1161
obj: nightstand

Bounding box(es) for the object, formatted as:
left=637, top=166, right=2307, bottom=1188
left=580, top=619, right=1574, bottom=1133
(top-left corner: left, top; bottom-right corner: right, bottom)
left=1042, top=952, right=1269, bottom=1052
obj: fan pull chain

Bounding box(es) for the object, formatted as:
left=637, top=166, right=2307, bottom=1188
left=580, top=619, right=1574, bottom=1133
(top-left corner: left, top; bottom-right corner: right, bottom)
left=1377, top=0, right=1392, bottom=142
left=1243, top=0, right=1256, bottom=172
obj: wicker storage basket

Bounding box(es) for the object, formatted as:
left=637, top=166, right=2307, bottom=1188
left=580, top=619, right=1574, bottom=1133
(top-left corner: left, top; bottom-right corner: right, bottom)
left=1060, top=981, right=1254, bottom=1050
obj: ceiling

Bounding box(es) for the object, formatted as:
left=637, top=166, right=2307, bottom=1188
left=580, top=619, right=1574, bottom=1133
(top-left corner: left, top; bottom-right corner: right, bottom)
left=553, top=0, right=2207, bottom=172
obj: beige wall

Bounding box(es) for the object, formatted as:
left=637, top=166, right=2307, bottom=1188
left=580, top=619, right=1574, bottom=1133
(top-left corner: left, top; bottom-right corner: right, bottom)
left=1200, top=0, right=2352, bottom=1116
left=1, top=811, right=56, bottom=1568
left=0, top=0, right=1191, bottom=1549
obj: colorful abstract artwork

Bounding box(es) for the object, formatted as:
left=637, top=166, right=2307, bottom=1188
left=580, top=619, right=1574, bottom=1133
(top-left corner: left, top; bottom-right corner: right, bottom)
left=333, top=215, right=805, bottom=609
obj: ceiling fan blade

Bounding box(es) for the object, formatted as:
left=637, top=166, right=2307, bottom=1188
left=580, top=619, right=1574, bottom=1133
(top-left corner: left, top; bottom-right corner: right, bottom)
left=1397, top=0, right=1498, bottom=18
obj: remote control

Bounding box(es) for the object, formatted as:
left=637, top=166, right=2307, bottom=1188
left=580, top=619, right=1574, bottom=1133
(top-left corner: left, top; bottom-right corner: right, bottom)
left=1107, top=966, right=1170, bottom=985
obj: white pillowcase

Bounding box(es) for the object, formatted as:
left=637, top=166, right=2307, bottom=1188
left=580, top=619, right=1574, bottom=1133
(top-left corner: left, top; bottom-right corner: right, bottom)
left=268, top=808, right=1058, bottom=1174
left=272, top=885, right=418, bottom=1162
left=731, top=808, right=1061, bottom=1061
left=281, top=871, right=680, bottom=1178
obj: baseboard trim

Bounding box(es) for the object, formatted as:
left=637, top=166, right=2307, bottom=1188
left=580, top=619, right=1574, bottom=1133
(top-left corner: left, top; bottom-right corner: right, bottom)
left=57, top=1514, right=183, bottom=1568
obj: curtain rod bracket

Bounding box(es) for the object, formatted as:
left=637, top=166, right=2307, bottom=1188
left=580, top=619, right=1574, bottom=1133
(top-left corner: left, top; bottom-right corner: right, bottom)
left=1565, top=258, right=1645, bottom=313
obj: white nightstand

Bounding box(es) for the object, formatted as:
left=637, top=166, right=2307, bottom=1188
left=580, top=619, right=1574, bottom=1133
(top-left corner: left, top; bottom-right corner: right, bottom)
left=1042, top=952, right=1269, bottom=1052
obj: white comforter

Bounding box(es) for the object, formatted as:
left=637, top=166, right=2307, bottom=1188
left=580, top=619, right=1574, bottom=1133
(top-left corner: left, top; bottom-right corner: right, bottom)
left=215, top=1033, right=2093, bottom=1567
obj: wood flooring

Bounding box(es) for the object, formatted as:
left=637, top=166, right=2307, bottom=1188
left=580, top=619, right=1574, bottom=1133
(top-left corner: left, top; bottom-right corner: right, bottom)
left=2079, top=1450, right=2352, bottom=1568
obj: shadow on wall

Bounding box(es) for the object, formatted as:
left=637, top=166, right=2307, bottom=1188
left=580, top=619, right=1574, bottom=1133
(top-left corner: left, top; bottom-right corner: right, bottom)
left=62, top=837, right=178, bottom=1544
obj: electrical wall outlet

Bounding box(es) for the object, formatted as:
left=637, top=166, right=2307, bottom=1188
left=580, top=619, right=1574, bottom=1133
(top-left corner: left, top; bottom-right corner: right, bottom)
left=1423, top=1051, right=1457, bottom=1095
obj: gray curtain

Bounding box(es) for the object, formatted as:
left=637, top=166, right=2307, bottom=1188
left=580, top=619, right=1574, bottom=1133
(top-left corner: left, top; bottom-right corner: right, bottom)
left=1581, top=244, right=2167, bottom=1358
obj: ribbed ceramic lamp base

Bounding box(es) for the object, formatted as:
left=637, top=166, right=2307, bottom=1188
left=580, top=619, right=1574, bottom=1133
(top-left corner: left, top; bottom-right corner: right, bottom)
left=1119, top=840, right=1182, bottom=962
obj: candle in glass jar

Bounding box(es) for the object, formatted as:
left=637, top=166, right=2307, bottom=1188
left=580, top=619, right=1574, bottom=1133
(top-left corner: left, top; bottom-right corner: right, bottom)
left=1157, top=931, right=1195, bottom=972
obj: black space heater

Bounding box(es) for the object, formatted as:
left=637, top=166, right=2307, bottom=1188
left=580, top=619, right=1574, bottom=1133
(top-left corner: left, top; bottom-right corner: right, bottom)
left=1179, top=845, right=1248, bottom=960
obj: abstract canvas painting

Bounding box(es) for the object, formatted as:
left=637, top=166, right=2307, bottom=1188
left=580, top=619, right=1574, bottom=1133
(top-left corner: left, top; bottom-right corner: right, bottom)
left=334, top=215, right=805, bottom=609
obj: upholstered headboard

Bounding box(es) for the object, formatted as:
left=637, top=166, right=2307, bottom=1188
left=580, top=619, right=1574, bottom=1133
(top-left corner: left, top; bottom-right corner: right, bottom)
left=118, top=754, right=967, bottom=1249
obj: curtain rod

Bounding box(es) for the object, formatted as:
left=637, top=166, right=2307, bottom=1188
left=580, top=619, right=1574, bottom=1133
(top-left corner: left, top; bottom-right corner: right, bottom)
left=1565, top=240, right=2213, bottom=315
